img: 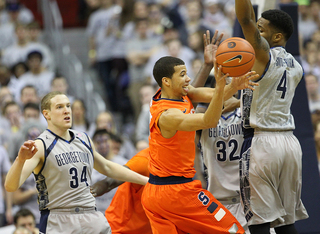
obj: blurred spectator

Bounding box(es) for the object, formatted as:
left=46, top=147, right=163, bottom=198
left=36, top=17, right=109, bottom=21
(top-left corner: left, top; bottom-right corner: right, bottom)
left=71, top=99, right=95, bottom=137
left=0, top=86, right=14, bottom=115
left=203, top=0, right=232, bottom=38
left=135, top=84, right=155, bottom=152
left=148, top=3, right=166, bottom=39
left=91, top=129, right=127, bottom=213
left=95, top=111, right=136, bottom=159
left=50, top=75, right=75, bottom=104
left=298, top=1, right=318, bottom=43
left=144, top=36, right=196, bottom=83
left=305, top=73, right=320, bottom=112
left=18, top=85, right=40, bottom=107
left=187, top=30, right=205, bottom=59
left=0, top=145, right=13, bottom=227
left=11, top=62, right=28, bottom=79
left=2, top=101, right=22, bottom=135
left=22, top=102, right=40, bottom=121
left=15, top=50, right=54, bottom=101
left=6, top=2, right=34, bottom=25
left=13, top=209, right=39, bottom=234
left=126, top=17, right=160, bottom=120
left=1, top=23, right=29, bottom=69
left=26, top=21, right=56, bottom=71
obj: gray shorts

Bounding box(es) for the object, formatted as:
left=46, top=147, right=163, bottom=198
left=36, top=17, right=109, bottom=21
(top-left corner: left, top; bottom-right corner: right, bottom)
left=240, top=131, right=309, bottom=228
left=39, top=207, right=111, bottom=234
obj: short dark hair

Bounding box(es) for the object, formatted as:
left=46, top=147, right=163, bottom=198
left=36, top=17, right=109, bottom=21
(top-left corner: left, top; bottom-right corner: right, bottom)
left=23, top=102, right=40, bottom=112
left=153, top=56, right=185, bottom=87
left=261, top=9, right=294, bottom=41
left=27, top=50, right=43, bottom=61
left=14, top=208, right=35, bottom=225
left=92, top=128, right=123, bottom=144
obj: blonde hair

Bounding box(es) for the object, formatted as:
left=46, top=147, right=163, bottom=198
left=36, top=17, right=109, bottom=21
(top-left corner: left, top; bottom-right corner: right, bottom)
left=40, top=91, right=64, bottom=113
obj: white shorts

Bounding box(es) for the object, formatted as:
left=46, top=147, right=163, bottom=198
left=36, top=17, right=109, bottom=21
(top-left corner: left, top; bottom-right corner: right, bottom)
left=240, top=131, right=309, bottom=228
left=39, top=207, right=111, bottom=234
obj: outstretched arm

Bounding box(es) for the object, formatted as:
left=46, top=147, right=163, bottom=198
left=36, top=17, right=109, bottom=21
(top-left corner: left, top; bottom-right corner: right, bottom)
left=235, top=0, right=270, bottom=74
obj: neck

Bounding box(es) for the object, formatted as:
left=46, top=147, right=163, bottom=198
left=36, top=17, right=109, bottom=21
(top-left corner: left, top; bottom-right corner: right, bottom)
left=48, top=125, right=71, bottom=141
left=160, top=88, right=182, bottom=100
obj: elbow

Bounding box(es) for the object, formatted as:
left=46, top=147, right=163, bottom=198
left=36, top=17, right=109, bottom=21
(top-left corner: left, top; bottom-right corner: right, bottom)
left=5, top=183, right=17, bottom=192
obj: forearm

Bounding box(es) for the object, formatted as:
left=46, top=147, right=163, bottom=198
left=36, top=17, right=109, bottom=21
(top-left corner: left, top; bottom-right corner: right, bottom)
left=203, top=86, right=224, bottom=127
left=223, top=84, right=238, bottom=101
left=105, top=161, right=148, bottom=185
left=191, top=63, right=213, bottom=88
left=5, top=158, right=25, bottom=192
left=235, top=0, right=255, bottom=24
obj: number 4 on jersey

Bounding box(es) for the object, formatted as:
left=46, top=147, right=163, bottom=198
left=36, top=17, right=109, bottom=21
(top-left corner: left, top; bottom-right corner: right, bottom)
left=277, top=71, right=287, bottom=99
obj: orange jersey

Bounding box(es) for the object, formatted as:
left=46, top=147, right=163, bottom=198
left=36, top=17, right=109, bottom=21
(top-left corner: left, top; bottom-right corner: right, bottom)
left=149, top=88, right=196, bottom=178
left=105, top=148, right=152, bottom=234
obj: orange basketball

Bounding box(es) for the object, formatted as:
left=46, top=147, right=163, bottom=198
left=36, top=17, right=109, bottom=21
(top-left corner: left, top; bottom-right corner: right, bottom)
left=216, top=37, right=255, bottom=77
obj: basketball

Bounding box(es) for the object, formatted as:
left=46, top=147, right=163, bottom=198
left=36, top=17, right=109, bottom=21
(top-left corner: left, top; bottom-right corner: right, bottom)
left=216, top=37, right=255, bottom=77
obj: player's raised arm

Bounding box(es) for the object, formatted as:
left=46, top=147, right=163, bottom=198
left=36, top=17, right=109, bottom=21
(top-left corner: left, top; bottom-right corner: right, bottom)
left=235, top=0, right=269, bottom=74
left=5, top=140, right=44, bottom=192
left=192, top=30, right=223, bottom=88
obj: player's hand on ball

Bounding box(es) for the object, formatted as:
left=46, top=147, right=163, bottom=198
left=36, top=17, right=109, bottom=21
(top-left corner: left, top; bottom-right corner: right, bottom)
left=230, top=71, right=259, bottom=91
left=17, top=140, right=38, bottom=161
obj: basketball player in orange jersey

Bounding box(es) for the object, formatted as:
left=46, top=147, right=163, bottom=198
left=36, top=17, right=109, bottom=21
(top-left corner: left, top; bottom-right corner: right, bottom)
left=90, top=30, right=226, bottom=234
left=140, top=42, right=259, bottom=232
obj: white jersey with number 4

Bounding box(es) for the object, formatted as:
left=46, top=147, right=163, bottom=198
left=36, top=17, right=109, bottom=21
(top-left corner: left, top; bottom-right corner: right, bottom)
left=241, top=46, right=303, bottom=131
left=200, top=108, right=243, bottom=199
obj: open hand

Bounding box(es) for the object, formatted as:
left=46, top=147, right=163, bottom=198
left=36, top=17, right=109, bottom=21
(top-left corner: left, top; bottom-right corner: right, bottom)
left=203, top=30, right=224, bottom=65
left=230, top=71, right=259, bottom=91
left=18, top=140, right=38, bottom=161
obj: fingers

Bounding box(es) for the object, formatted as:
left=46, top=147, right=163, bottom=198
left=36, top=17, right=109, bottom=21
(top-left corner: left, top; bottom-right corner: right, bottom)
left=215, top=33, right=224, bottom=46
left=211, top=30, right=217, bottom=44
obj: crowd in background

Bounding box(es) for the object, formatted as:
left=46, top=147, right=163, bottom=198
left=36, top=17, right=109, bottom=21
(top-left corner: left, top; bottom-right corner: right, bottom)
left=0, top=0, right=319, bottom=232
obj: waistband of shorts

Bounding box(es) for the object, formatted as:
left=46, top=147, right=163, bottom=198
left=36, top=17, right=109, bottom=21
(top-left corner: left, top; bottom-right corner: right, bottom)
left=148, top=173, right=193, bottom=185
left=49, top=207, right=97, bottom=214
left=218, top=196, right=241, bottom=205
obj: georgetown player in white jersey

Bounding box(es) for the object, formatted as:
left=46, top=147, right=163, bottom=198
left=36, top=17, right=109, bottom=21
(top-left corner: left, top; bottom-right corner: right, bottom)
left=199, top=105, right=249, bottom=231
left=235, top=1, right=309, bottom=234
left=4, top=91, right=148, bottom=234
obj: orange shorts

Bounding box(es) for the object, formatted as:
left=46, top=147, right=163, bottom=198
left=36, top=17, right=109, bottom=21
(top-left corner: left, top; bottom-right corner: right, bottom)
left=141, top=179, right=245, bottom=234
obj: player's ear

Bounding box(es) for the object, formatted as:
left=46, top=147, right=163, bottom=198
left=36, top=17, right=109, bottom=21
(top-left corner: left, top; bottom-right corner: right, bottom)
left=43, top=109, right=50, bottom=120
left=273, top=32, right=282, bottom=43
left=162, top=77, right=171, bottom=87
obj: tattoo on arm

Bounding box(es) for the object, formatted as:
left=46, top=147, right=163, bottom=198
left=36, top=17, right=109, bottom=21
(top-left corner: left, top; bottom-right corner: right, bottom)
left=254, top=29, right=269, bottom=52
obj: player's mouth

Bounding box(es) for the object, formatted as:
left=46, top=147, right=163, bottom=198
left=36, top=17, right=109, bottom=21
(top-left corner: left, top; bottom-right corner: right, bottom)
left=182, top=85, right=189, bottom=93
left=64, top=116, right=71, bottom=122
